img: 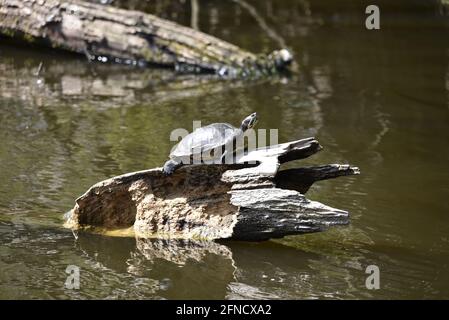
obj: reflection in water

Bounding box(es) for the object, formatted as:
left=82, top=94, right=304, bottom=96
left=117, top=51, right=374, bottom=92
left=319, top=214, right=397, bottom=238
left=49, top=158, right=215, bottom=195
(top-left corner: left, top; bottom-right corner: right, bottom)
left=1, top=221, right=445, bottom=299
left=1, top=0, right=449, bottom=299
left=0, top=46, right=278, bottom=110
left=231, top=0, right=288, bottom=49
left=0, top=220, right=360, bottom=299
left=75, top=234, right=236, bottom=299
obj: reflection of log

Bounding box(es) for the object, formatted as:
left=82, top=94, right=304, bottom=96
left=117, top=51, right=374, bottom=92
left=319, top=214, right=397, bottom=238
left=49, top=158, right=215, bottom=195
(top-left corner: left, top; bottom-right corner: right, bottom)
left=0, top=47, right=273, bottom=108
left=65, top=137, right=359, bottom=241
left=73, top=233, right=336, bottom=299
left=76, top=234, right=235, bottom=299
left=0, top=0, right=292, bottom=76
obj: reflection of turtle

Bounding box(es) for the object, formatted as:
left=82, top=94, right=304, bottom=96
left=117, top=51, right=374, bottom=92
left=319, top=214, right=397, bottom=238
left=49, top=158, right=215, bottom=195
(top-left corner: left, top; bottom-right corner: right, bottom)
left=163, top=113, right=258, bottom=175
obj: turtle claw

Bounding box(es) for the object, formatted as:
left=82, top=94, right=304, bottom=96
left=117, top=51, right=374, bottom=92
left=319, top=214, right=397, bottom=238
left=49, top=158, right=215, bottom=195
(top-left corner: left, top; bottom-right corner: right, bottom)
left=162, top=168, right=172, bottom=176
left=162, top=165, right=174, bottom=176
left=163, top=159, right=181, bottom=175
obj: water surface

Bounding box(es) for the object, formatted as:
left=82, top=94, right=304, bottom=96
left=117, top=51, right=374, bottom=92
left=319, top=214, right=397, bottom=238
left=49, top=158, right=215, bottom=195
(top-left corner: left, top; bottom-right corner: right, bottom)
left=0, top=0, right=448, bottom=299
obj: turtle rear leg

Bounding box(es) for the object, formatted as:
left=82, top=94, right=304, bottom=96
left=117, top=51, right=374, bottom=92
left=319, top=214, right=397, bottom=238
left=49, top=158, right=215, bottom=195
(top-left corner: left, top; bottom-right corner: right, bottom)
left=163, top=159, right=182, bottom=175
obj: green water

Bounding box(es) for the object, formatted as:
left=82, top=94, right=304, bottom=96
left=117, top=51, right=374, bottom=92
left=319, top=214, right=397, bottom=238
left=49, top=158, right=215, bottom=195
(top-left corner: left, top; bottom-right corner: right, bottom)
left=1, top=0, right=449, bottom=299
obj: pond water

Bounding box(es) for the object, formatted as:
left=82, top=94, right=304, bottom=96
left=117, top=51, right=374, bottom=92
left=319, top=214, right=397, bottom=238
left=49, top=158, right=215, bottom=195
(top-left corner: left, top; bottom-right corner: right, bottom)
left=0, top=0, right=448, bottom=299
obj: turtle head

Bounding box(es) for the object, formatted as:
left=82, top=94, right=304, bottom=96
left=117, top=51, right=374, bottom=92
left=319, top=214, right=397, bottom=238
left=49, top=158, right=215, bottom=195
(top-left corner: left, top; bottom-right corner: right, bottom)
left=240, top=112, right=258, bottom=131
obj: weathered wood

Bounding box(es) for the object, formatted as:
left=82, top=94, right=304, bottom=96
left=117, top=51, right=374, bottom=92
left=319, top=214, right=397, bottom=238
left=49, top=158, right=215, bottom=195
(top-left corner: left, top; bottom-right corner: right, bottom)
left=0, top=0, right=292, bottom=76
left=275, top=164, right=361, bottom=194
left=65, top=137, right=360, bottom=241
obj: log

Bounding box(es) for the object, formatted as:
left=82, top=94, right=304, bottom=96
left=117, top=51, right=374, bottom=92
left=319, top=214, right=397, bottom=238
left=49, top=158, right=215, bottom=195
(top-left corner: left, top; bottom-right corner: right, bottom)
left=0, top=0, right=293, bottom=77
left=65, top=137, right=360, bottom=241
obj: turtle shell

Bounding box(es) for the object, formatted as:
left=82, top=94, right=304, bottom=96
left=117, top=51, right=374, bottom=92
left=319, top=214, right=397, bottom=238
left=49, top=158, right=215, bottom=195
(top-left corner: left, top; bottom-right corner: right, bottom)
left=170, top=123, right=239, bottom=159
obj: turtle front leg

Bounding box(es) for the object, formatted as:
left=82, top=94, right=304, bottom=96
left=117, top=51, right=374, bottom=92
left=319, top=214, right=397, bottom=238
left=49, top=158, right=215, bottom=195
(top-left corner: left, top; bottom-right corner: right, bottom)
left=163, top=159, right=183, bottom=175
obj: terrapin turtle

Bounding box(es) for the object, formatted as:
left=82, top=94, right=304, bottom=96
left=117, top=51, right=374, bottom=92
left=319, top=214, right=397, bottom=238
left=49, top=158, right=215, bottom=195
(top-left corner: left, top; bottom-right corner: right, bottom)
left=163, top=112, right=258, bottom=175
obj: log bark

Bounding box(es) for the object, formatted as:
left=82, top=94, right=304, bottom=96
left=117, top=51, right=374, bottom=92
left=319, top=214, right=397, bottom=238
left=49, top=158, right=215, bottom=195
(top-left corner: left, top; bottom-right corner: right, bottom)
left=65, top=137, right=360, bottom=241
left=0, top=0, right=292, bottom=77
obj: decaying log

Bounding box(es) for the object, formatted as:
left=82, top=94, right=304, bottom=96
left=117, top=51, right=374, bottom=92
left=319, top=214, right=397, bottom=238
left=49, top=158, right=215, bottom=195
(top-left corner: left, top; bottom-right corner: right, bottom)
left=275, top=164, right=360, bottom=194
left=0, top=0, right=292, bottom=77
left=65, top=137, right=360, bottom=241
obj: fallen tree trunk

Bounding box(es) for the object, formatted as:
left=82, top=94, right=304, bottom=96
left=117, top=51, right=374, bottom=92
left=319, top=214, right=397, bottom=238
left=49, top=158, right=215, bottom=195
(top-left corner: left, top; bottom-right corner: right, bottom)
left=0, top=0, right=292, bottom=77
left=65, top=137, right=360, bottom=241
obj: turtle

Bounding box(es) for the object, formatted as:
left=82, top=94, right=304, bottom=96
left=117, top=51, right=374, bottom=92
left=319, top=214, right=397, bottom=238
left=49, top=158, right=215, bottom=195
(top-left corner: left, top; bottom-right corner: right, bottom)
left=162, top=112, right=258, bottom=175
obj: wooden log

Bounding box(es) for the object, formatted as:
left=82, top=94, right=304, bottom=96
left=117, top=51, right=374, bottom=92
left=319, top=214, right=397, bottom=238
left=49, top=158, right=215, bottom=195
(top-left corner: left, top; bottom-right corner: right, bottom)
left=65, top=137, right=360, bottom=241
left=275, top=164, right=361, bottom=194
left=0, top=0, right=293, bottom=77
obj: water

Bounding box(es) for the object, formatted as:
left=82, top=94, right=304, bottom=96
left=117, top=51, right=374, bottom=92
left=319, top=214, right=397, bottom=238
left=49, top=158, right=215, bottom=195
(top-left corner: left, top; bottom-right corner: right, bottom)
left=1, top=0, right=449, bottom=299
